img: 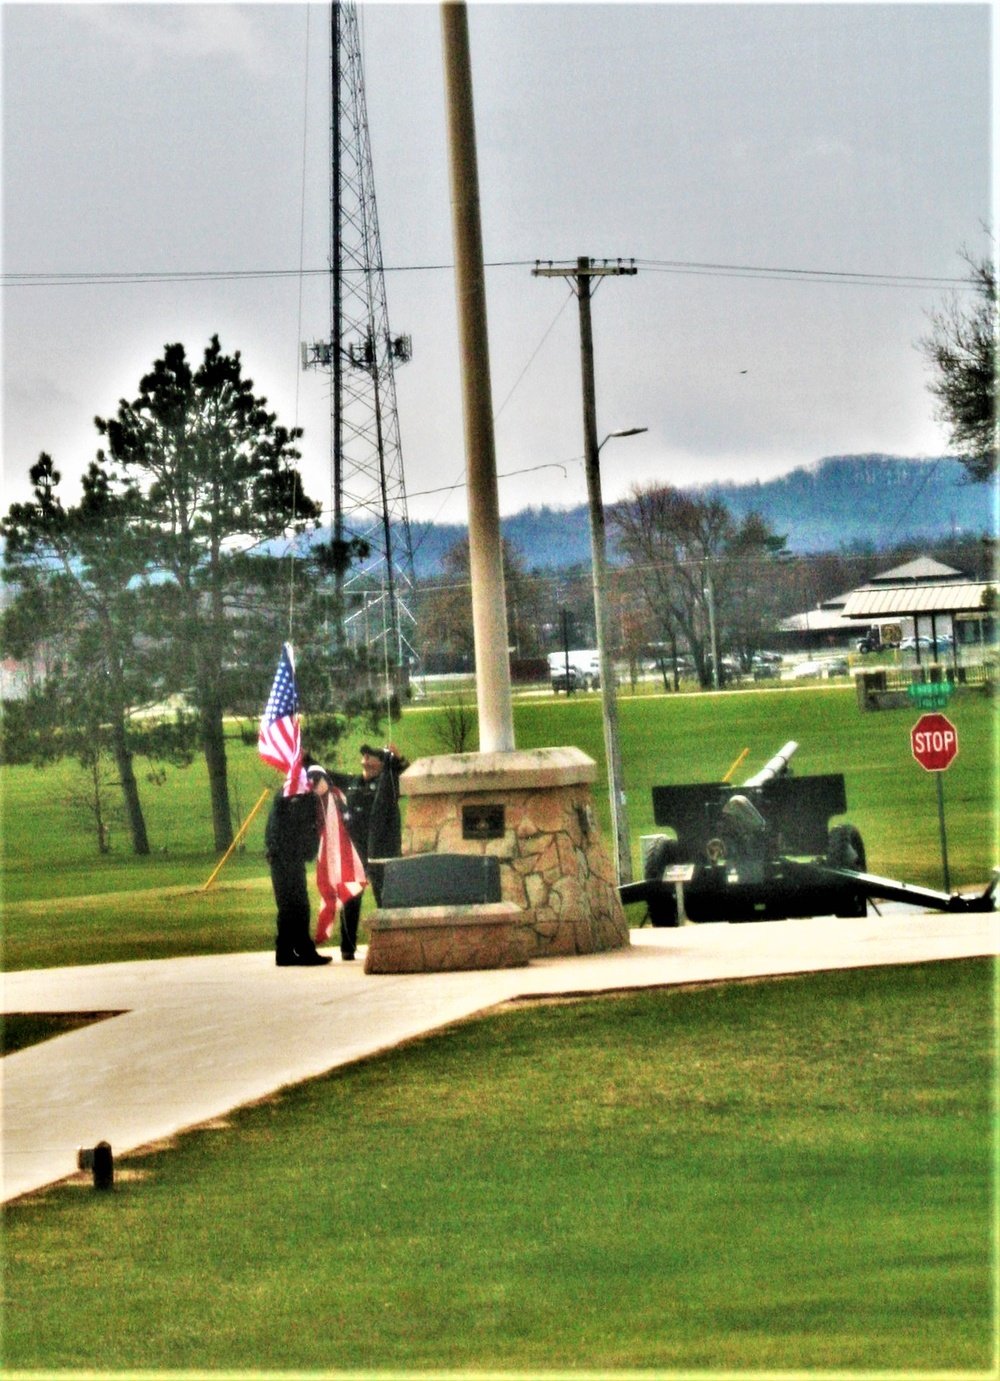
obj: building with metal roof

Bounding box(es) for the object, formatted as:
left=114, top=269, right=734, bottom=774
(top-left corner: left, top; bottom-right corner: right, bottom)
left=862, top=556, right=966, bottom=585
left=780, top=555, right=996, bottom=659
left=841, top=581, right=993, bottom=620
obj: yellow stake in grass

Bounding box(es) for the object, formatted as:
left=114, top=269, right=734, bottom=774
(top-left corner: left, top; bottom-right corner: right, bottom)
left=722, top=748, right=750, bottom=783
left=202, top=787, right=272, bottom=891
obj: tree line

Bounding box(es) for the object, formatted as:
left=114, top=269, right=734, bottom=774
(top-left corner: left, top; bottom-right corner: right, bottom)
left=409, top=510, right=991, bottom=686
left=409, top=497, right=793, bottom=687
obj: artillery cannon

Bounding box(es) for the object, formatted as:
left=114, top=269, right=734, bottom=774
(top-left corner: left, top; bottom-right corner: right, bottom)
left=620, top=741, right=996, bottom=925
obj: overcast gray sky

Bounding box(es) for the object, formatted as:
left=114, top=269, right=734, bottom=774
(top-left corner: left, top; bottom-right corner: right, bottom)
left=2, top=2, right=994, bottom=528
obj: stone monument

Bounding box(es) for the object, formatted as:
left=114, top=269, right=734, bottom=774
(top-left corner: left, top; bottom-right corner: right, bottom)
left=365, top=748, right=628, bottom=972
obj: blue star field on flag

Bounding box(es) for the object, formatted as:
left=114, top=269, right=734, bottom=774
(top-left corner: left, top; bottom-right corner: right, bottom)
left=262, top=645, right=298, bottom=726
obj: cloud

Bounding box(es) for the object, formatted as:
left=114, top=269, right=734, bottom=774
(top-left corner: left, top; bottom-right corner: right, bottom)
left=74, top=4, right=274, bottom=77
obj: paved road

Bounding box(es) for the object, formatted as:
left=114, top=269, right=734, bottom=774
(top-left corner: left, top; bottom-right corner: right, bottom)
left=3, top=909, right=996, bottom=1204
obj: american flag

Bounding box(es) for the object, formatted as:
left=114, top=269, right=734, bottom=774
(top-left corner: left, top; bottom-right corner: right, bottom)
left=315, top=787, right=368, bottom=944
left=259, top=644, right=308, bottom=795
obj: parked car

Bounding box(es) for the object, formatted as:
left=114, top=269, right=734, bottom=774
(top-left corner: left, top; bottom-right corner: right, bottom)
left=751, top=656, right=780, bottom=679
left=647, top=655, right=695, bottom=676
left=548, top=650, right=600, bottom=692
left=900, top=635, right=952, bottom=655
left=787, top=659, right=824, bottom=679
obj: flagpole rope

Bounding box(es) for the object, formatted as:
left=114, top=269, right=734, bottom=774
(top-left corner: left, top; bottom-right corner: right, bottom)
left=286, top=3, right=313, bottom=646
left=382, top=571, right=393, bottom=728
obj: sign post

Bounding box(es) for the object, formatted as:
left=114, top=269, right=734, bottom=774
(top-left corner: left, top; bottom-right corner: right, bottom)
left=910, top=711, right=959, bottom=891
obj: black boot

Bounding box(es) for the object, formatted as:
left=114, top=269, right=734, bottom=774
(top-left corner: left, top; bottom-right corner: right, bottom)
left=296, top=950, right=333, bottom=966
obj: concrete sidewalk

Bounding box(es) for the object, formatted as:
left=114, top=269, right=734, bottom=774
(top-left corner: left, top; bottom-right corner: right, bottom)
left=3, top=909, right=997, bottom=1204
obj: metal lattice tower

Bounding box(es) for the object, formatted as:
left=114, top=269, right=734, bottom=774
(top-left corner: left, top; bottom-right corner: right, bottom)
left=302, top=0, right=416, bottom=677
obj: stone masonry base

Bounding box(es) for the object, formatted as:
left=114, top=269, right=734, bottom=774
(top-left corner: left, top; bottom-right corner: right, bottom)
left=363, top=747, right=629, bottom=972
left=364, top=903, right=532, bottom=973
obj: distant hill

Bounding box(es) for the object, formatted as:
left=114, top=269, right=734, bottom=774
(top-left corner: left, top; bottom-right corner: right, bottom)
left=404, top=454, right=993, bottom=574
left=408, top=508, right=594, bottom=577
left=699, top=454, right=993, bottom=556
left=273, top=454, right=992, bottom=576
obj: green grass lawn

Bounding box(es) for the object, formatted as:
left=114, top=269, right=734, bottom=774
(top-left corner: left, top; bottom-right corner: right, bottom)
left=2, top=960, right=994, bottom=1372
left=2, top=684, right=995, bottom=970
left=0, top=1011, right=120, bottom=1055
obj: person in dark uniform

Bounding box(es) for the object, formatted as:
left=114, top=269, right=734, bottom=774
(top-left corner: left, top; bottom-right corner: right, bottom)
left=328, top=743, right=408, bottom=961
left=264, top=782, right=332, bottom=967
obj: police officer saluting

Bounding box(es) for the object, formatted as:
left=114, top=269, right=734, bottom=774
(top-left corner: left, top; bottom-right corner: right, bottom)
left=328, top=743, right=408, bottom=961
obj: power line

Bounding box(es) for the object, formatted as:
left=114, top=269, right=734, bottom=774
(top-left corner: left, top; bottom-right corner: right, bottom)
left=636, top=258, right=970, bottom=289
left=406, top=458, right=574, bottom=502
left=2, top=259, right=972, bottom=290
left=494, top=285, right=575, bottom=419
left=0, top=262, right=509, bottom=287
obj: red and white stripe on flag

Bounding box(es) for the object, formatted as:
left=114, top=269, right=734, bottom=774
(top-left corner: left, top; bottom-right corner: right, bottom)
left=259, top=644, right=308, bottom=795
left=315, top=788, right=368, bottom=944
left=258, top=714, right=299, bottom=774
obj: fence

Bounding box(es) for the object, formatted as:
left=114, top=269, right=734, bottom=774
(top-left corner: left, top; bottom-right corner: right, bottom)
left=856, top=661, right=997, bottom=712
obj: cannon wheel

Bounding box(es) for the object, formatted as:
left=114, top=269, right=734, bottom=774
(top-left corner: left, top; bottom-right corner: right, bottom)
left=826, top=823, right=868, bottom=917
left=644, top=837, right=680, bottom=928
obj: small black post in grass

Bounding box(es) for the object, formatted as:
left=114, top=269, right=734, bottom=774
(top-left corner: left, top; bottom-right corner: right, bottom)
left=77, top=1141, right=114, bottom=1191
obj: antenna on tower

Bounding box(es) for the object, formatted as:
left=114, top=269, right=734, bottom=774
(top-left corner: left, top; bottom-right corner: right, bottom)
left=302, top=0, right=417, bottom=696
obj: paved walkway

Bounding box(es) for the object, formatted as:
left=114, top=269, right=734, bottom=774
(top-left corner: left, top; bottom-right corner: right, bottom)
left=3, top=910, right=997, bottom=1204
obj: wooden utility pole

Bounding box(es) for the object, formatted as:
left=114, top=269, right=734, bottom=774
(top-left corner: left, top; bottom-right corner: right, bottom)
left=533, top=256, right=638, bottom=883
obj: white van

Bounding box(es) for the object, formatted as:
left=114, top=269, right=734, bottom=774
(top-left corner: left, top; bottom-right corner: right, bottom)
left=547, top=649, right=600, bottom=692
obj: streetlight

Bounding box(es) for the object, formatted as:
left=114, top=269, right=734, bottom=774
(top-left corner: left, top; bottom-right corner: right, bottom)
left=603, top=428, right=648, bottom=445
left=587, top=426, right=648, bottom=887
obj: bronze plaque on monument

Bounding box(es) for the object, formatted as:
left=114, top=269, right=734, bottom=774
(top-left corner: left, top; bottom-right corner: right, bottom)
left=462, top=803, right=505, bottom=840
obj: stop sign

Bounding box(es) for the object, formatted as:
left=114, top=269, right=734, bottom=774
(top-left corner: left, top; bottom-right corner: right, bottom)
left=911, top=712, right=959, bottom=772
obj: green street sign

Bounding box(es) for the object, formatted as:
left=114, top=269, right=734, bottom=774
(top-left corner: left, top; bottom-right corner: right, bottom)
left=907, top=681, right=954, bottom=709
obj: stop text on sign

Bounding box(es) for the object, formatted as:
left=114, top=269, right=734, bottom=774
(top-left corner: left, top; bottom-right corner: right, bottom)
left=910, top=712, right=959, bottom=772
left=913, top=726, right=955, bottom=755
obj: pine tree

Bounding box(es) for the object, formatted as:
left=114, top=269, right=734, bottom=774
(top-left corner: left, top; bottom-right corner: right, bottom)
left=95, top=337, right=321, bottom=851
left=2, top=455, right=154, bottom=853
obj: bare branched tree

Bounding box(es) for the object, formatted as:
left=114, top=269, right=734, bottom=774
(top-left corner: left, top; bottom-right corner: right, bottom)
left=919, top=250, right=997, bottom=482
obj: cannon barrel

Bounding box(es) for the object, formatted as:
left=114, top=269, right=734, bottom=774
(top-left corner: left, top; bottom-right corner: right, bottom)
left=742, top=740, right=798, bottom=787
